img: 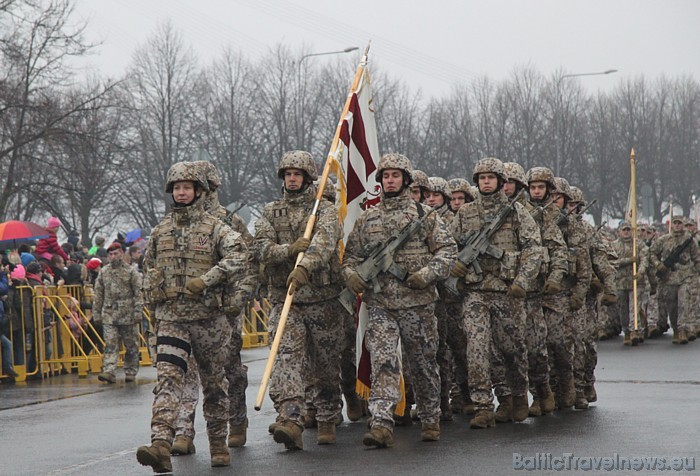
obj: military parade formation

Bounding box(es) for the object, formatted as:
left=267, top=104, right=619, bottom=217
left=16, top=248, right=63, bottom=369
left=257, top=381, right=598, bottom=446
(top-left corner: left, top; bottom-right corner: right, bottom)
left=134, top=154, right=700, bottom=473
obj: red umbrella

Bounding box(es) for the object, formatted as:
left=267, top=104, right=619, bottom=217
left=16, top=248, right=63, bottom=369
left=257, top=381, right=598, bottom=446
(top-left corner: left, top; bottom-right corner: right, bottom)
left=0, top=220, right=49, bottom=243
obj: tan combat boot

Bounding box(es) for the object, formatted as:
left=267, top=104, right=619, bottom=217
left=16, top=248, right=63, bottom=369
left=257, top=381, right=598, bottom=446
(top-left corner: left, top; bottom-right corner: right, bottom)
left=494, top=395, right=513, bottom=423
left=679, top=329, right=689, bottom=345
left=136, top=440, right=172, bottom=474
left=574, top=391, right=589, bottom=410
left=228, top=418, right=247, bottom=448
left=469, top=409, right=496, bottom=429
left=440, top=395, right=453, bottom=421
left=559, top=377, right=575, bottom=409
left=210, top=438, right=230, bottom=467
left=273, top=421, right=304, bottom=450
left=362, top=427, right=394, bottom=448
left=303, top=408, right=317, bottom=428
left=345, top=392, right=364, bottom=422
left=421, top=422, right=440, bottom=442
left=97, top=372, right=116, bottom=384
left=462, top=395, right=476, bottom=415
left=529, top=396, right=542, bottom=417
left=647, top=325, right=659, bottom=338
left=584, top=384, right=597, bottom=403
left=623, top=333, right=632, bottom=346
left=538, top=383, right=556, bottom=414
left=512, top=395, right=529, bottom=422
left=268, top=415, right=283, bottom=434
left=317, top=421, right=336, bottom=445
left=170, top=435, right=196, bottom=455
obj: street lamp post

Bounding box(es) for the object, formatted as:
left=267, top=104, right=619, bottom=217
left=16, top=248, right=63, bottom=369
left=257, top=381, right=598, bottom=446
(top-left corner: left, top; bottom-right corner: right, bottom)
left=554, top=69, right=618, bottom=176
left=296, top=46, right=359, bottom=150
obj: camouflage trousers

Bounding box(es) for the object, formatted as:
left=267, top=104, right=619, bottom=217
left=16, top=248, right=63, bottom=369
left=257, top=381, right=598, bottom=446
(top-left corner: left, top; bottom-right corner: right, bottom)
left=150, top=315, right=230, bottom=444
left=101, top=323, right=139, bottom=376
left=573, top=295, right=598, bottom=392
left=174, top=311, right=248, bottom=439
left=464, top=292, right=527, bottom=412
left=340, top=303, right=357, bottom=397
left=542, top=295, right=574, bottom=389
left=365, top=304, right=440, bottom=430
left=617, top=288, right=648, bottom=333
left=268, top=299, right=343, bottom=425
left=645, top=291, right=660, bottom=329
left=493, top=296, right=548, bottom=398
left=436, top=299, right=468, bottom=405
left=659, top=282, right=694, bottom=333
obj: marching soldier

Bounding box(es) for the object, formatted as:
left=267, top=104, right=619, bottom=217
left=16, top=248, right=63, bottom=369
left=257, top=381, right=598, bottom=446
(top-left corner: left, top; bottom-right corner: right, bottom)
left=254, top=151, right=344, bottom=449
left=612, top=221, right=648, bottom=345
left=93, top=242, right=143, bottom=384
left=343, top=153, right=456, bottom=447
left=411, top=169, right=430, bottom=203
left=451, top=158, right=541, bottom=428
left=649, top=216, right=700, bottom=344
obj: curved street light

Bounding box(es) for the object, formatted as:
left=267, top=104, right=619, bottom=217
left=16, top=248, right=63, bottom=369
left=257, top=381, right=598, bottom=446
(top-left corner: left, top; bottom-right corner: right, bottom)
left=297, top=47, right=359, bottom=149
left=555, top=69, right=618, bottom=175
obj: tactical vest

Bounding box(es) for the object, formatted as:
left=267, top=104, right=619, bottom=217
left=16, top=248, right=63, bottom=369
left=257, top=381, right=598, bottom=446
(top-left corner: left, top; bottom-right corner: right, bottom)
left=459, top=201, right=520, bottom=279
left=156, top=214, right=218, bottom=300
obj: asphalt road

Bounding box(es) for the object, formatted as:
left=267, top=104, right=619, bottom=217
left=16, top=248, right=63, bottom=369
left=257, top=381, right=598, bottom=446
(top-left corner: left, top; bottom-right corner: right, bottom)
left=1, top=333, right=699, bottom=475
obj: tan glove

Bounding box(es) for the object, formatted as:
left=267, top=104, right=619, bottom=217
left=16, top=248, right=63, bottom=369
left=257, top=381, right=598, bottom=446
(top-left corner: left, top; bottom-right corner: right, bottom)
left=451, top=261, right=468, bottom=278
left=543, top=280, right=562, bottom=295
left=286, top=266, right=309, bottom=292
left=185, top=277, right=207, bottom=294
left=601, top=293, right=618, bottom=306
left=288, top=237, right=311, bottom=257
left=570, top=295, right=584, bottom=310
left=590, top=278, right=604, bottom=293
left=507, top=284, right=526, bottom=299
left=346, top=272, right=367, bottom=295
left=406, top=272, right=430, bottom=290
left=656, top=262, right=668, bottom=274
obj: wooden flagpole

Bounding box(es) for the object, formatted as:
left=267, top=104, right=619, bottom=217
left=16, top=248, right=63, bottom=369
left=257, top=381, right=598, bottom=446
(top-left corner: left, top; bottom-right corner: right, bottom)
left=630, top=148, right=639, bottom=332
left=255, top=44, right=371, bottom=411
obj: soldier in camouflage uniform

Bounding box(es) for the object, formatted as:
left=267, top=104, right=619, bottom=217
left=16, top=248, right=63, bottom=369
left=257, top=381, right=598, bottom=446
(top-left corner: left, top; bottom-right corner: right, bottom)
left=684, top=218, right=700, bottom=337
left=93, top=242, right=144, bottom=384
left=568, top=186, right=617, bottom=409
left=343, top=153, right=456, bottom=447
left=451, top=158, right=541, bottom=428
left=136, top=162, right=247, bottom=472
left=639, top=224, right=663, bottom=339
left=254, top=151, right=344, bottom=449
left=170, top=160, right=256, bottom=456
left=411, top=169, right=430, bottom=203
left=612, top=221, right=648, bottom=346
left=489, top=165, right=563, bottom=420
left=546, top=177, right=592, bottom=409
left=649, top=216, right=700, bottom=344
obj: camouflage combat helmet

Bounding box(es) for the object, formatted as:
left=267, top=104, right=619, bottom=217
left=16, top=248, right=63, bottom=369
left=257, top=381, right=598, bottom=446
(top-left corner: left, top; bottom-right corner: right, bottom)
left=277, top=150, right=318, bottom=181
left=192, top=160, right=222, bottom=190
left=568, top=186, right=584, bottom=204
left=553, top=177, right=572, bottom=199
left=526, top=166, right=555, bottom=187
left=472, top=157, right=506, bottom=184
left=377, top=153, right=413, bottom=184
left=165, top=162, right=210, bottom=193
left=426, top=177, right=452, bottom=199
left=411, top=169, right=429, bottom=189
left=448, top=178, right=475, bottom=201
left=503, top=162, right=527, bottom=187
left=618, top=221, right=632, bottom=230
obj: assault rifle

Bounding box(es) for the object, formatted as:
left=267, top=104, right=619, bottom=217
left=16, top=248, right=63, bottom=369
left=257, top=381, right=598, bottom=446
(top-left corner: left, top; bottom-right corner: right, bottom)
left=656, top=236, right=694, bottom=277
left=337, top=206, right=436, bottom=314
left=557, top=199, right=597, bottom=226
left=443, top=190, right=524, bottom=295
left=529, top=196, right=557, bottom=221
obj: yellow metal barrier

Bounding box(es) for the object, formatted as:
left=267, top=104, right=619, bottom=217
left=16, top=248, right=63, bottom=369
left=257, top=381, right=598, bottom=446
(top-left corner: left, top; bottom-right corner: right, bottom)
left=242, top=298, right=270, bottom=349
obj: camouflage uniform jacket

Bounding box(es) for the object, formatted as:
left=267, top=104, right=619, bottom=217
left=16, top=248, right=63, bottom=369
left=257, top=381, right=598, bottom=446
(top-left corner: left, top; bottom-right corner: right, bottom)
left=648, top=230, right=700, bottom=286
left=527, top=199, right=568, bottom=290
left=582, top=221, right=617, bottom=295
left=557, top=211, right=593, bottom=302
left=93, top=260, right=144, bottom=325
left=343, top=187, right=456, bottom=310
left=612, top=237, right=648, bottom=291
left=451, top=190, right=542, bottom=293
left=255, top=185, right=342, bottom=304
left=143, top=202, right=248, bottom=322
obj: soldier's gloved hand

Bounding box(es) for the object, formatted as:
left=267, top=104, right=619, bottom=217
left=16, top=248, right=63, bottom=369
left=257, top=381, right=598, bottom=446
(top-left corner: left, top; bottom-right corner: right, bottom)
left=543, top=280, right=562, bottom=295
left=590, top=278, right=604, bottom=293
left=656, top=262, right=667, bottom=274
left=450, top=261, right=468, bottom=278
left=406, top=272, right=430, bottom=290
left=286, top=266, right=309, bottom=293
left=288, top=237, right=311, bottom=257
left=570, top=295, right=584, bottom=310
left=507, top=284, right=526, bottom=299
left=601, top=293, right=618, bottom=306
left=346, top=272, right=367, bottom=295
left=185, top=277, right=207, bottom=294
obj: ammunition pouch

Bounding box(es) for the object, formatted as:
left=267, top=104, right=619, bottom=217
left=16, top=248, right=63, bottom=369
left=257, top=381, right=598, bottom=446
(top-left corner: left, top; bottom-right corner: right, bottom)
left=567, top=248, right=578, bottom=277
left=499, top=250, right=520, bottom=282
